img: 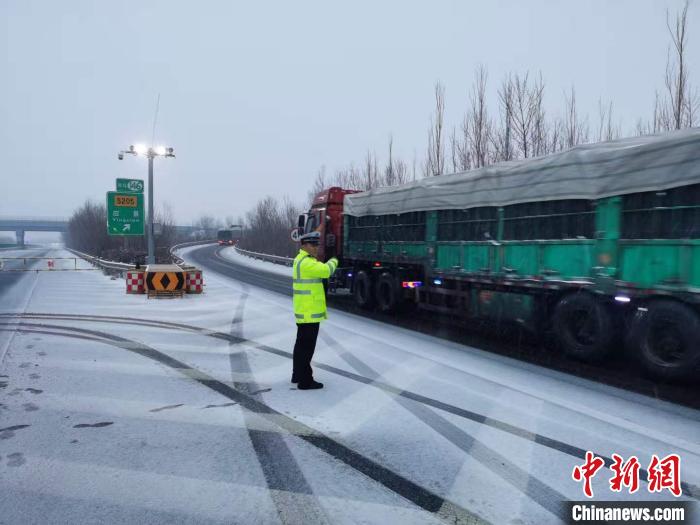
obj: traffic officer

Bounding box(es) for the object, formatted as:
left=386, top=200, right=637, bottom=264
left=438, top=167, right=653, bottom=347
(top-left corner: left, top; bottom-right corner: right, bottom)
left=292, top=231, right=338, bottom=390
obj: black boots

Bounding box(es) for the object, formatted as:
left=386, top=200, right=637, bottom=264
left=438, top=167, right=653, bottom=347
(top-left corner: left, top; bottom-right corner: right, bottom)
left=297, top=380, right=324, bottom=390
left=292, top=373, right=323, bottom=389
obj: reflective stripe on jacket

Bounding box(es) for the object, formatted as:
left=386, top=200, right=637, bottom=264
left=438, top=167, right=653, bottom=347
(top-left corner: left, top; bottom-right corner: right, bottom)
left=292, top=250, right=338, bottom=323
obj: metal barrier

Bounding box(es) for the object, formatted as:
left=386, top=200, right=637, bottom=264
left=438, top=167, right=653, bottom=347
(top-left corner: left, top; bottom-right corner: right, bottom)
left=169, top=239, right=217, bottom=265
left=0, top=256, right=102, bottom=272
left=65, top=248, right=136, bottom=276
left=233, top=245, right=293, bottom=267
left=66, top=240, right=216, bottom=275
left=0, top=241, right=215, bottom=280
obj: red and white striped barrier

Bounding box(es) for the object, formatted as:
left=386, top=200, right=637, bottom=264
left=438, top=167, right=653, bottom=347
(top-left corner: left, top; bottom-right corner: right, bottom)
left=186, top=270, right=203, bottom=293
left=126, top=271, right=145, bottom=294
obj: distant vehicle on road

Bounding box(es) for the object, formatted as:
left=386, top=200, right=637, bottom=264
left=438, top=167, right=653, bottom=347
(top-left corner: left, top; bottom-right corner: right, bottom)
left=217, top=225, right=243, bottom=246
left=297, top=129, right=700, bottom=381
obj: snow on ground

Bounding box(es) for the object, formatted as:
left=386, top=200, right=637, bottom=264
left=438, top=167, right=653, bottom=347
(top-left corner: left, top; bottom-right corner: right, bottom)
left=0, top=245, right=698, bottom=525
left=219, top=245, right=292, bottom=277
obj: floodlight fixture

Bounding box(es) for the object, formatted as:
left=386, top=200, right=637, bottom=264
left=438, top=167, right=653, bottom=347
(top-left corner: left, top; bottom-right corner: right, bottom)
left=133, top=143, right=148, bottom=155
left=116, top=142, right=175, bottom=264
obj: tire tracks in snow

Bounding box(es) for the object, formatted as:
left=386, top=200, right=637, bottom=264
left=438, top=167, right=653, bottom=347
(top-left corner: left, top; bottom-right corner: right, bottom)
left=3, top=312, right=699, bottom=503
left=0, top=320, right=485, bottom=524
left=228, top=285, right=330, bottom=525
left=319, top=330, right=569, bottom=521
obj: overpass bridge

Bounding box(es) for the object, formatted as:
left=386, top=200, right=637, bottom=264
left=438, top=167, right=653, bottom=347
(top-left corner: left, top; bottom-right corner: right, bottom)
left=0, top=217, right=68, bottom=246
left=0, top=217, right=204, bottom=246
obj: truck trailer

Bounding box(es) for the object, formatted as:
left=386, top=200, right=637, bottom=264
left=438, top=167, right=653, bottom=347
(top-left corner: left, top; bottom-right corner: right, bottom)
left=296, top=128, right=700, bottom=381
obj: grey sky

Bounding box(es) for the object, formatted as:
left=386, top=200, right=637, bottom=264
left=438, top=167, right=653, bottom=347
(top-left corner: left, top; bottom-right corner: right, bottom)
left=1, top=0, right=696, bottom=225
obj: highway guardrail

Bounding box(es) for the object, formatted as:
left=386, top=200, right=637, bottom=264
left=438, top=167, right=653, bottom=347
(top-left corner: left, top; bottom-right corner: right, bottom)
left=65, top=248, right=136, bottom=276
left=233, top=245, right=293, bottom=267
left=169, top=239, right=217, bottom=265
left=66, top=240, right=216, bottom=273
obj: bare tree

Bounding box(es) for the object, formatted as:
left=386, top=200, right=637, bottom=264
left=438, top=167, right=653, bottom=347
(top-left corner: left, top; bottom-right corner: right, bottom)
left=282, top=195, right=301, bottom=232
left=65, top=200, right=112, bottom=256
left=425, top=81, right=446, bottom=176
left=530, top=74, right=549, bottom=156
left=666, top=1, right=690, bottom=129
left=379, top=134, right=409, bottom=186
left=464, top=66, right=492, bottom=168
left=193, top=214, right=220, bottom=232
left=563, top=87, right=589, bottom=148
left=363, top=150, right=380, bottom=188
left=384, top=135, right=396, bottom=187
left=412, top=149, right=418, bottom=181
left=241, top=195, right=299, bottom=257
left=597, top=99, right=621, bottom=142
left=653, top=1, right=698, bottom=131
left=449, top=126, right=463, bottom=172
left=307, top=166, right=328, bottom=204
left=511, top=72, right=543, bottom=158
left=491, top=75, right=516, bottom=162
left=393, top=158, right=409, bottom=185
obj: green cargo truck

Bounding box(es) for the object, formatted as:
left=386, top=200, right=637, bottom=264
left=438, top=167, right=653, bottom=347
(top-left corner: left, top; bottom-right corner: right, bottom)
left=299, top=129, right=700, bottom=381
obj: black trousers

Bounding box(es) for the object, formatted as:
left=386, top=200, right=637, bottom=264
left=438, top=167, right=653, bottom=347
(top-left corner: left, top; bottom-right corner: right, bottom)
left=293, top=322, right=320, bottom=383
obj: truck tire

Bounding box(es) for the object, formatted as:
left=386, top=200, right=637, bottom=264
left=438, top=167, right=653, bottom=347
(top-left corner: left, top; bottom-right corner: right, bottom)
left=353, top=270, right=374, bottom=309
left=552, top=292, right=615, bottom=362
left=633, top=300, right=700, bottom=382
left=375, top=272, right=398, bottom=313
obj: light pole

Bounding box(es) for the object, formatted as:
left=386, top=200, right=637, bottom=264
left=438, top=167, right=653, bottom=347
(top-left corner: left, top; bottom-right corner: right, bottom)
left=118, top=144, right=175, bottom=265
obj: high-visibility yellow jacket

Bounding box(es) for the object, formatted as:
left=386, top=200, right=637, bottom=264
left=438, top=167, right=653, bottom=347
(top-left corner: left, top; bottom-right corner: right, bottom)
left=292, top=249, right=338, bottom=323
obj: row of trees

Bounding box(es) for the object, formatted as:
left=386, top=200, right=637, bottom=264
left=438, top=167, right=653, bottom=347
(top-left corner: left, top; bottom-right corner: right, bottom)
left=236, top=196, right=299, bottom=257
left=235, top=3, right=697, bottom=259
left=317, top=2, right=697, bottom=187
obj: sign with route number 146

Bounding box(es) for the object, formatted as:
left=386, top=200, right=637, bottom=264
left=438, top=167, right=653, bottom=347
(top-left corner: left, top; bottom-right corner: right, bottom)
left=116, top=178, right=144, bottom=193
left=106, top=191, right=145, bottom=236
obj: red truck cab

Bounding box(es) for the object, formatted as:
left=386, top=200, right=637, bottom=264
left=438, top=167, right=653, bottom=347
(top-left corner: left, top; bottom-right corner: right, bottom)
left=298, top=187, right=360, bottom=262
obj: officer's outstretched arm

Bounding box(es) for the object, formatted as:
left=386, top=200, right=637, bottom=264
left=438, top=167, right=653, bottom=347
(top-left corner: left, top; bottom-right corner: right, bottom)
left=301, top=257, right=338, bottom=279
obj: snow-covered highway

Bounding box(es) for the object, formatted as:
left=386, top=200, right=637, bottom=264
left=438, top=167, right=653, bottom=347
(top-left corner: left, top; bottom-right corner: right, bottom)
left=0, top=244, right=698, bottom=524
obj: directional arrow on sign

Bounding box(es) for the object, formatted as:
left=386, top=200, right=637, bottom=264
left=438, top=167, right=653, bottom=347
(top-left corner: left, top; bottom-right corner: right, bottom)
left=122, top=224, right=131, bottom=232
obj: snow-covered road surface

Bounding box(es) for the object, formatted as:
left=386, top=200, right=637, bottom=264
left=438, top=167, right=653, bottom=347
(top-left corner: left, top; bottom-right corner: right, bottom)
left=0, top=245, right=698, bottom=524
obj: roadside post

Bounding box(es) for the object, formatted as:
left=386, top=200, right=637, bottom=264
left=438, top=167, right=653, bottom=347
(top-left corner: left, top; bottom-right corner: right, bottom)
left=117, top=145, right=175, bottom=264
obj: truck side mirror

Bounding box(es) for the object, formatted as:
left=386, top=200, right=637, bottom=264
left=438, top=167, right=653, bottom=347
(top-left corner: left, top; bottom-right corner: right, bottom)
left=298, top=214, right=306, bottom=230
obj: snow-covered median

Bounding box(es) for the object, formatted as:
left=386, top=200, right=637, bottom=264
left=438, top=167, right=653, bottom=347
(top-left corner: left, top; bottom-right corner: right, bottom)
left=218, top=246, right=292, bottom=277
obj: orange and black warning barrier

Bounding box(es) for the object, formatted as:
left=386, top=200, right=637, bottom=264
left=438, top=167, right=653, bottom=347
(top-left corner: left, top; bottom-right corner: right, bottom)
left=125, top=264, right=203, bottom=297
left=145, top=264, right=185, bottom=298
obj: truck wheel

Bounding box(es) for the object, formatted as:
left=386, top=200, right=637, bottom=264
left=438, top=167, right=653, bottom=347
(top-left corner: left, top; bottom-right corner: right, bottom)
left=552, top=292, right=615, bottom=362
left=375, top=272, right=398, bottom=313
left=633, top=300, right=700, bottom=382
left=353, top=271, right=374, bottom=309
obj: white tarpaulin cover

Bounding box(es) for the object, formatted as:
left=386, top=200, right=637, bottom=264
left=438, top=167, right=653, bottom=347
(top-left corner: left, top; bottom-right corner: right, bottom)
left=344, top=128, right=700, bottom=217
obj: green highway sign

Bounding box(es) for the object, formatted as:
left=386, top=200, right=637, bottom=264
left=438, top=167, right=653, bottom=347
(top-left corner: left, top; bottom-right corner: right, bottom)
left=116, top=178, right=144, bottom=193
left=106, top=191, right=145, bottom=236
